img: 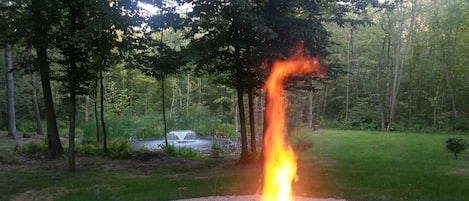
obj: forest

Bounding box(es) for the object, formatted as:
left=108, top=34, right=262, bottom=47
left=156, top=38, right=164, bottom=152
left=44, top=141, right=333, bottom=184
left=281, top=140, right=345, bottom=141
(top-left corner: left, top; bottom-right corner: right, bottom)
left=1, top=0, right=468, bottom=169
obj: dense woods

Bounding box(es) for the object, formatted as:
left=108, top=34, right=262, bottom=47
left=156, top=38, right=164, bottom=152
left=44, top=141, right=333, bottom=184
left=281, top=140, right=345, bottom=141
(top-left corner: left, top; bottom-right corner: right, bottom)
left=1, top=0, right=468, bottom=168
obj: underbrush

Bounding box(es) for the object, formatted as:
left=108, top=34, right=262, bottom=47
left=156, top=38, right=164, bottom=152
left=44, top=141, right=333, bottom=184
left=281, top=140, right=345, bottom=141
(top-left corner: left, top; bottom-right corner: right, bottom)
left=16, top=140, right=206, bottom=161
left=77, top=110, right=236, bottom=142
left=161, top=144, right=206, bottom=159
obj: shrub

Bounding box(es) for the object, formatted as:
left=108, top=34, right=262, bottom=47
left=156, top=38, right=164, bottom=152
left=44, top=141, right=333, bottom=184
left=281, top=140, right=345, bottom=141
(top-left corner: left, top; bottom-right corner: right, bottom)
left=445, top=137, right=467, bottom=159
left=289, top=131, right=314, bottom=152
left=22, top=141, right=48, bottom=155
left=75, top=143, right=102, bottom=157
left=210, top=143, right=225, bottom=158
left=452, top=117, right=469, bottom=132
left=108, top=140, right=133, bottom=159
left=163, top=144, right=206, bottom=159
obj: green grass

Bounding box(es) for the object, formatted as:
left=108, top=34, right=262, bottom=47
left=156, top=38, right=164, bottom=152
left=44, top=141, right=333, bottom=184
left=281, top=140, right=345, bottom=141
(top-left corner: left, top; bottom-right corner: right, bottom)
left=307, top=129, right=469, bottom=201
left=1, top=129, right=468, bottom=201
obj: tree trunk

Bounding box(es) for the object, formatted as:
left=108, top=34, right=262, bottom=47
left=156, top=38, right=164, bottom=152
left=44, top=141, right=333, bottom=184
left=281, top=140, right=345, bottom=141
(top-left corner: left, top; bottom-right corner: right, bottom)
left=387, top=0, right=417, bottom=131
left=68, top=91, right=77, bottom=172
left=100, top=70, right=107, bottom=152
left=234, top=94, right=239, bottom=133
left=161, top=78, right=168, bottom=147
left=248, top=87, right=256, bottom=152
left=84, top=95, right=89, bottom=122
left=31, top=71, right=43, bottom=135
left=32, top=0, right=64, bottom=159
left=345, top=28, right=353, bottom=122
left=170, top=78, right=177, bottom=114
left=5, top=44, right=17, bottom=139
left=236, top=86, right=248, bottom=162
left=186, top=74, right=190, bottom=116
left=94, top=91, right=100, bottom=143
left=235, top=46, right=249, bottom=163
left=308, top=85, right=314, bottom=129
left=322, top=85, right=328, bottom=116
left=198, top=77, right=202, bottom=105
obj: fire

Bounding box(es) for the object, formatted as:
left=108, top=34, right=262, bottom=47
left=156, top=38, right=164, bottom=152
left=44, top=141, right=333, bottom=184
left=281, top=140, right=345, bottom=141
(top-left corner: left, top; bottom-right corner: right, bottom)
left=261, top=46, right=325, bottom=201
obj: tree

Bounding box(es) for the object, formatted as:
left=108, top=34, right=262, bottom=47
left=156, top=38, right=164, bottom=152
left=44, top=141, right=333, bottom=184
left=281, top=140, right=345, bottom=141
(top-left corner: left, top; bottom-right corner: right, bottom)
left=30, top=0, right=64, bottom=158
left=55, top=0, right=143, bottom=171
left=387, top=0, right=417, bottom=131
left=4, top=44, right=16, bottom=139
left=1, top=0, right=18, bottom=139
left=180, top=0, right=382, bottom=162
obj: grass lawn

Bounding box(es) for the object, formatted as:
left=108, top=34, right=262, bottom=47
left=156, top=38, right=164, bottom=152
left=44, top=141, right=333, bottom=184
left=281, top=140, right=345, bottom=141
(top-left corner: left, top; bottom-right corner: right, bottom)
left=0, top=129, right=468, bottom=201
left=307, top=129, right=469, bottom=201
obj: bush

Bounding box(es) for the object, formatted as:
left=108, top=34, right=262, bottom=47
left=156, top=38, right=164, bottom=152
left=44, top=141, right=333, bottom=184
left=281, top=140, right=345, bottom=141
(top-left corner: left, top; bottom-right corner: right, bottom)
left=108, top=140, right=133, bottom=159
left=162, top=144, right=206, bottom=159
left=452, top=117, right=469, bottom=132
left=75, top=143, right=102, bottom=157
left=289, top=130, right=314, bottom=152
left=445, top=137, right=467, bottom=159
left=210, top=143, right=225, bottom=158
left=22, top=141, right=48, bottom=155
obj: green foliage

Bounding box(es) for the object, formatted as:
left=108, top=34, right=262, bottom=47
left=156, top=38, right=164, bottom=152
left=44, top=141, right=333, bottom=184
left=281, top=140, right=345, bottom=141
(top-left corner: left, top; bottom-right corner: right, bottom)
left=210, top=142, right=229, bottom=158
left=445, top=137, right=467, bottom=159
left=162, top=144, right=206, bottom=159
left=22, top=141, right=48, bottom=155
left=75, top=142, right=102, bottom=157
left=107, top=140, right=133, bottom=159
left=290, top=131, right=314, bottom=152
left=79, top=113, right=165, bottom=142
left=168, top=105, right=235, bottom=136
left=451, top=117, right=469, bottom=132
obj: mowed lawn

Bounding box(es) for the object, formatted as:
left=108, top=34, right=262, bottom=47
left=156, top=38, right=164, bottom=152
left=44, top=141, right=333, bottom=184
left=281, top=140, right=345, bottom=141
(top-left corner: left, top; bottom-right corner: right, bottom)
left=307, top=129, right=469, bottom=201
left=1, top=129, right=468, bottom=201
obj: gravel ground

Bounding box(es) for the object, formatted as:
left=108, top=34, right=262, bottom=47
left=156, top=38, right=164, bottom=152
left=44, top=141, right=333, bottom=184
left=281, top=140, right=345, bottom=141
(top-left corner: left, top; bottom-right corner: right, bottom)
left=174, top=195, right=346, bottom=201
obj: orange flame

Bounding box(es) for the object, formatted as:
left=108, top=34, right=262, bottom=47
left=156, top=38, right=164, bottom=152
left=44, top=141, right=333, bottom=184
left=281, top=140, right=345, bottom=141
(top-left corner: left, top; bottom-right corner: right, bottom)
left=261, top=46, right=325, bottom=201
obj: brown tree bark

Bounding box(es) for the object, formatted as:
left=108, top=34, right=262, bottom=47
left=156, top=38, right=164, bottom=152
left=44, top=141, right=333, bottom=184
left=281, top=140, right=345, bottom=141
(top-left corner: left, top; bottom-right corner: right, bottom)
left=248, top=87, right=256, bottom=152
left=235, top=46, right=249, bottom=163
left=100, top=70, right=108, bottom=152
left=32, top=0, right=64, bottom=159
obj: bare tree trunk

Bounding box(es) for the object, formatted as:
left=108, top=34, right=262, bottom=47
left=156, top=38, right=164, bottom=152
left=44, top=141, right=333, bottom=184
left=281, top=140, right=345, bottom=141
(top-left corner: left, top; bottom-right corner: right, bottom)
left=186, top=74, right=190, bottom=116
left=236, top=87, right=248, bottom=162
left=322, top=85, right=328, bottom=116
left=5, top=44, right=17, bottom=139
left=441, top=39, right=457, bottom=119
left=248, top=87, right=256, bottom=152
left=170, top=78, right=177, bottom=114
left=387, top=0, right=417, bottom=131
left=235, top=46, right=249, bottom=163
left=443, top=60, right=457, bottom=119
left=100, top=70, right=108, bottom=152
left=31, top=71, right=43, bottom=135
left=84, top=95, right=89, bottom=122
left=345, top=28, right=353, bottom=122
left=68, top=90, right=77, bottom=172
left=234, top=94, right=239, bottom=133
left=308, top=82, right=314, bottom=129
left=94, top=89, right=100, bottom=143
left=198, top=77, right=202, bottom=105
left=161, top=78, right=168, bottom=147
